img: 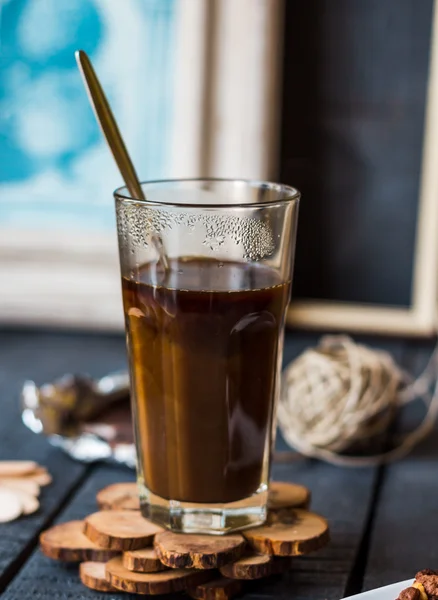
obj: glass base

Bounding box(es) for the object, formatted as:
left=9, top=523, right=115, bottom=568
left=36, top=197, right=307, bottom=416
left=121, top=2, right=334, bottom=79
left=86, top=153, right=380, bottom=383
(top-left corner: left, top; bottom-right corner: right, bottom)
left=139, top=483, right=268, bottom=535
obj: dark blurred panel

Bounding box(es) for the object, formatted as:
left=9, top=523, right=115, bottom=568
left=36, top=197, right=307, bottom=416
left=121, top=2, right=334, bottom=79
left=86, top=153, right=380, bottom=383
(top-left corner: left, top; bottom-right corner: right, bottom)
left=280, top=0, right=433, bottom=306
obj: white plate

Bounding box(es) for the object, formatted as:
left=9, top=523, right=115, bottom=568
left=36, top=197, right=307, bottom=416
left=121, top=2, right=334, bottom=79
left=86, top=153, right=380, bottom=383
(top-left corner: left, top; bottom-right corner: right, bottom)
left=343, top=580, right=413, bottom=600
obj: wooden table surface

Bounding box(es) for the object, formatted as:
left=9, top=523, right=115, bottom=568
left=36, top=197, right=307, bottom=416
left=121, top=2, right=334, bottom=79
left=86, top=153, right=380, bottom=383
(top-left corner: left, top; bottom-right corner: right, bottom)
left=0, top=328, right=436, bottom=600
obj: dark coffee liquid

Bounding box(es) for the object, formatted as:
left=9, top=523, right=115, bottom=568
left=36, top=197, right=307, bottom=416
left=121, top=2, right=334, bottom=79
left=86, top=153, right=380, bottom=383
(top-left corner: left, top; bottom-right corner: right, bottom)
left=122, top=258, right=290, bottom=504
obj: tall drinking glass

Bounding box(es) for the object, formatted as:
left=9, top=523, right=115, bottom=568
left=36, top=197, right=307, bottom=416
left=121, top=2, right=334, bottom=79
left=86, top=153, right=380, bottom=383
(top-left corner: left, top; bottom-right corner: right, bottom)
left=114, top=179, right=300, bottom=535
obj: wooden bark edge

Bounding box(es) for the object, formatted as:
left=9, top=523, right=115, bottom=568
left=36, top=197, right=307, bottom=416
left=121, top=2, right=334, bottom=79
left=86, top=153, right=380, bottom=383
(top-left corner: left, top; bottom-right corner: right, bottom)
left=188, top=577, right=243, bottom=600
left=219, top=553, right=273, bottom=580
left=105, top=557, right=213, bottom=595
left=80, top=562, right=116, bottom=592
left=123, top=548, right=167, bottom=573
left=154, top=532, right=246, bottom=569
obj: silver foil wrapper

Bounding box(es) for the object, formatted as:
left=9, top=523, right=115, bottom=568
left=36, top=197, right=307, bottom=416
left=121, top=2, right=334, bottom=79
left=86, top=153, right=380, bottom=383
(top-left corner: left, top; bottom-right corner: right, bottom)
left=21, top=372, right=136, bottom=469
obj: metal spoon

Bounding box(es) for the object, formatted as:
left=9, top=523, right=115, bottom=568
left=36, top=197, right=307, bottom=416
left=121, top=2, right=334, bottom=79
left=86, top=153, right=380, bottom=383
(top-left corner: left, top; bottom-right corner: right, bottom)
left=75, top=49, right=168, bottom=269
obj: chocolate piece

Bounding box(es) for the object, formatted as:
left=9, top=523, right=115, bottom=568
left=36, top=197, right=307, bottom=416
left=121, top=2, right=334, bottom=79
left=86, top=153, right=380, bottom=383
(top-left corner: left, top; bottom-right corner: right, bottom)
left=397, top=587, right=421, bottom=600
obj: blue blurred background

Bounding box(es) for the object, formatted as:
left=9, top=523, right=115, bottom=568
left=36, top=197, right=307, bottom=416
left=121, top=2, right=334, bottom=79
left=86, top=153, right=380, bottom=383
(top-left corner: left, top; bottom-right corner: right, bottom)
left=0, top=0, right=176, bottom=232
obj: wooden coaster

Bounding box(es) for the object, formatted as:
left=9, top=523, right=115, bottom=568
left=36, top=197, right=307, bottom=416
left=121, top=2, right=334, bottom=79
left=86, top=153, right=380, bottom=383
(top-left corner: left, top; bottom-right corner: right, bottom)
left=96, top=482, right=139, bottom=511
left=0, top=461, right=38, bottom=477
left=80, top=562, right=116, bottom=592
left=84, top=510, right=163, bottom=551
left=123, top=547, right=167, bottom=572
left=268, top=481, right=311, bottom=511
left=40, top=520, right=120, bottom=562
left=243, top=508, right=329, bottom=556
left=189, top=577, right=243, bottom=600
left=40, top=480, right=332, bottom=596
left=219, top=552, right=273, bottom=580
left=0, top=488, right=22, bottom=523
left=105, top=556, right=213, bottom=595
left=154, top=531, right=246, bottom=569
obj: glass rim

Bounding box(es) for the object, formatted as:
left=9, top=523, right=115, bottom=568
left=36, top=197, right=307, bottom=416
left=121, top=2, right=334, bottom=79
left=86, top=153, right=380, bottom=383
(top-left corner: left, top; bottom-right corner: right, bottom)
left=113, top=177, right=300, bottom=209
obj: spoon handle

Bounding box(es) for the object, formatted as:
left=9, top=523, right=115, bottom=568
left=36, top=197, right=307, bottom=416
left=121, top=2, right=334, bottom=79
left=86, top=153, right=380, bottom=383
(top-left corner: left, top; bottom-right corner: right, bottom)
left=75, top=49, right=145, bottom=201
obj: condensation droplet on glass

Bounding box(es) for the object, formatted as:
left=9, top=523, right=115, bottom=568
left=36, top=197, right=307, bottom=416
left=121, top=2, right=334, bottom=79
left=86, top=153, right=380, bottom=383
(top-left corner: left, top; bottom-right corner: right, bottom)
left=118, top=203, right=275, bottom=261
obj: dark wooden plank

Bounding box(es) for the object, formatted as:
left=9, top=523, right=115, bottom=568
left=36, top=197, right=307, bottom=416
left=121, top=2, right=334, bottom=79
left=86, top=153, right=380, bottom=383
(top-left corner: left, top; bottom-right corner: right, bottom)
left=2, top=464, right=137, bottom=600
left=0, top=329, right=406, bottom=598
left=0, top=329, right=127, bottom=593
left=363, top=339, right=438, bottom=591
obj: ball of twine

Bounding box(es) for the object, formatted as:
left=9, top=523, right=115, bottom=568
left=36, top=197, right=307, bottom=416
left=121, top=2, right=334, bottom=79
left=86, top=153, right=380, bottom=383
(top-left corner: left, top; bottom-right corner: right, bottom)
left=277, top=335, right=438, bottom=466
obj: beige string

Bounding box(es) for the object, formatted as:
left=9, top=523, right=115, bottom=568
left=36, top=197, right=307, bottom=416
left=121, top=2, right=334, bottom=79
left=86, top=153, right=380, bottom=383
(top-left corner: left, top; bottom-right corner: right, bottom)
left=277, top=335, right=438, bottom=466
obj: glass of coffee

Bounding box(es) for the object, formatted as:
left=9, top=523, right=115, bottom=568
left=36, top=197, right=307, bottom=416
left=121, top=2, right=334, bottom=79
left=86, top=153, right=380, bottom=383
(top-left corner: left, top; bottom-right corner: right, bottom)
left=114, top=179, right=300, bottom=535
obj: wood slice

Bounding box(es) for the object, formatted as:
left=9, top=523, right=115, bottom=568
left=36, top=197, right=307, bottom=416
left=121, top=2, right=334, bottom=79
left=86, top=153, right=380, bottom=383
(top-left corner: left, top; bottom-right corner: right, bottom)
left=0, top=478, right=40, bottom=496
left=189, top=577, right=243, bottom=600
left=0, top=461, right=38, bottom=477
left=84, top=510, right=163, bottom=551
left=123, top=547, right=167, bottom=572
left=40, top=520, right=120, bottom=562
left=23, top=468, right=52, bottom=487
left=80, top=562, right=116, bottom=592
left=243, top=509, right=329, bottom=556
left=105, top=556, right=213, bottom=595
left=219, top=552, right=273, bottom=580
left=7, top=489, right=39, bottom=516
left=0, top=489, right=22, bottom=522
left=154, top=531, right=246, bottom=569
left=268, top=481, right=311, bottom=511
left=96, top=482, right=139, bottom=511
